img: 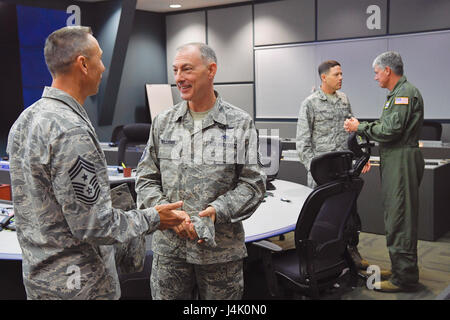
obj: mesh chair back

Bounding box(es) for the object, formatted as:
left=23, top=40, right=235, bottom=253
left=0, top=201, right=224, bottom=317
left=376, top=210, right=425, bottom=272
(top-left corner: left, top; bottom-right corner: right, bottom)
left=294, top=151, right=364, bottom=285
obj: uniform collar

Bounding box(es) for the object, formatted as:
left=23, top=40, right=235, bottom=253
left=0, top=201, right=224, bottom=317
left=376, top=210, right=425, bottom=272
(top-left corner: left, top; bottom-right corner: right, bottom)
left=318, top=87, right=341, bottom=102
left=173, top=90, right=228, bottom=126
left=387, top=76, right=407, bottom=98
left=317, top=88, right=328, bottom=101
left=42, top=86, right=90, bottom=119
left=41, top=86, right=94, bottom=131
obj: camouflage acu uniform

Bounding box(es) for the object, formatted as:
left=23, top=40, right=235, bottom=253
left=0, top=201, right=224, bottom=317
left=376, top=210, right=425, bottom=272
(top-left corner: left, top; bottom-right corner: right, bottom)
left=136, top=92, right=266, bottom=299
left=296, top=89, right=353, bottom=187
left=7, top=87, right=160, bottom=300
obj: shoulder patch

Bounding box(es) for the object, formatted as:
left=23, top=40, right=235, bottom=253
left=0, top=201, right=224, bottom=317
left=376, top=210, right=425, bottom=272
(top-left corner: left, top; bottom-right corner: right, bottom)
left=394, top=97, right=409, bottom=105
left=69, top=156, right=101, bottom=205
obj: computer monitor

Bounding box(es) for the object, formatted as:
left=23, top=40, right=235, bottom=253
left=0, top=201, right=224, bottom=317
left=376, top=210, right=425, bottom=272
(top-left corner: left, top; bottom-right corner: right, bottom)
left=258, top=135, right=281, bottom=183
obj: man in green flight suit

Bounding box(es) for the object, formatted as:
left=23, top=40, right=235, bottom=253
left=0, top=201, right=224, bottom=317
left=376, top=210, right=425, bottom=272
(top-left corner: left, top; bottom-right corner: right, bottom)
left=344, top=51, right=424, bottom=293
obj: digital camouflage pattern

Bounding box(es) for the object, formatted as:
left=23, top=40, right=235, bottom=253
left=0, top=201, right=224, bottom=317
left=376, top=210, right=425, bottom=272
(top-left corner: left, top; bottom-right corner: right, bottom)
left=7, top=87, right=160, bottom=300
left=150, top=253, right=243, bottom=299
left=136, top=93, right=266, bottom=265
left=296, top=89, right=353, bottom=187
left=110, top=183, right=146, bottom=275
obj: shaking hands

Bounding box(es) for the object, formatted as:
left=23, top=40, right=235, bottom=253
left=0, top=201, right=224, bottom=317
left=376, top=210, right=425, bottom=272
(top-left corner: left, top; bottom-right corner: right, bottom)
left=171, top=206, right=216, bottom=244
left=344, top=117, right=371, bottom=174
left=344, top=117, right=360, bottom=133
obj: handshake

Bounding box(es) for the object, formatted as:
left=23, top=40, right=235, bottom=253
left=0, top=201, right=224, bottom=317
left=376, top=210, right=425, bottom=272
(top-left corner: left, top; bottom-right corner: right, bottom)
left=343, top=117, right=371, bottom=174
left=343, top=117, right=360, bottom=133
left=155, top=201, right=216, bottom=244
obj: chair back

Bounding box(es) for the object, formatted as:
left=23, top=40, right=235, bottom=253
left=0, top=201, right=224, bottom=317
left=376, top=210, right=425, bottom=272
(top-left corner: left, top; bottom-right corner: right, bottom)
left=294, top=151, right=364, bottom=287
left=117, top=123, right=151, bottom=167
left=111, top=125, right=125, bottom=145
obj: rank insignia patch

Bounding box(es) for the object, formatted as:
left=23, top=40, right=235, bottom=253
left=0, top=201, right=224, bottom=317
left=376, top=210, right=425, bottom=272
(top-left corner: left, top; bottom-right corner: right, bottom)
left=69, top=156, right=100, bottom=205
left=395, top=97, right=409, bottom=104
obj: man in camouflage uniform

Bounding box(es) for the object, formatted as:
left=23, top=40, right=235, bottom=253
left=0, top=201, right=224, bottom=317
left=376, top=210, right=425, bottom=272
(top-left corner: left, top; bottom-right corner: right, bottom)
left=345, top=51, right=425, bottom=292
left=136, top=43, right=266, bottom=300
left=296, top=60, right=371, bottom=188
left=296, top=60, right=371, bottom=271
left=6, top=26, right=186, bottom=300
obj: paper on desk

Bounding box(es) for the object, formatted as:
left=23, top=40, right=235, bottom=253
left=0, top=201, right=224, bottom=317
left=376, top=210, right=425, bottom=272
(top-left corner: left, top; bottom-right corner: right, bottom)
left=0, top=231, right=22, bottom=255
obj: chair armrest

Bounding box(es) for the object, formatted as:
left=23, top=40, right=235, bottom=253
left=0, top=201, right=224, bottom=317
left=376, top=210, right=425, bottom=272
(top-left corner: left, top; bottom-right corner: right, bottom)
left=252, top=240, right=283, bottom=252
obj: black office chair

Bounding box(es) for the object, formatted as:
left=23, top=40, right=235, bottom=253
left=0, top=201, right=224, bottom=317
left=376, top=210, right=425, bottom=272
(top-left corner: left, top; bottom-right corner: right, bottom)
left=420, top=120, right=442, bottom=141
left=110, top=125, right=125, bottom=147
left=253, top=138, right=369, bottom=299
left=117, top=123, right=151, bottom=167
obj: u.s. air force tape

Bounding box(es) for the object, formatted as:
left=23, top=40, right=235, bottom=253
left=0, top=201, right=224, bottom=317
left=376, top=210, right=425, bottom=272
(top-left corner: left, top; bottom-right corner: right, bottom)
left=69, top=156, right=101, bottom=205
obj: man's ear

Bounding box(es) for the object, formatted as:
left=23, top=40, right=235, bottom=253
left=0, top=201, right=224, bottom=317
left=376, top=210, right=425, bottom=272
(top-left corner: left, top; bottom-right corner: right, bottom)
left=208, top=62, right=217, bottom=79
left=320, top=72, right=326, bottom=83
left=384, top=66, right=392, bottom=76
left=76, top=55, right=88, bottom=74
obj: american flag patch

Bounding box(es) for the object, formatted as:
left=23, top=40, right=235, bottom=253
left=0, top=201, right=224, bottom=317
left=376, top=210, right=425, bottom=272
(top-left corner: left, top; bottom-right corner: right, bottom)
left=395, top=97, right=409, bottom=105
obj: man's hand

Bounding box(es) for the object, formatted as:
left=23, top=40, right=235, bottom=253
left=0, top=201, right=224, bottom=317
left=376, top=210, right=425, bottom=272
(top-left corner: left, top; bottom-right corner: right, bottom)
left=171, top=214, right=197, bottom=240
left=344, top=117, right=360, bottom=132
left=199, top=206, right=216, bottom=223
left=361, top=161, right=371, bottom=174
left=172, top=206, right=217, bottom=243
left=155, top=201, right=189, bottom=230
left=197, top=206, right=216, bottom=244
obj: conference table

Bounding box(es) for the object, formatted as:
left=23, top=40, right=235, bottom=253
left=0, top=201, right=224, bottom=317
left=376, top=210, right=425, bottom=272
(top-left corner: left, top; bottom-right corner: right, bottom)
left=0, top=179, right=313, bottom=261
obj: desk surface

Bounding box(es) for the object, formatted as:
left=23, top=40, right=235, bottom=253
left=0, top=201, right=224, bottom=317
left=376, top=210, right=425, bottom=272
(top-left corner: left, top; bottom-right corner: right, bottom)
left=0, top=179, right=312, bottom=260
left=243, top=179, right=312, bottom=242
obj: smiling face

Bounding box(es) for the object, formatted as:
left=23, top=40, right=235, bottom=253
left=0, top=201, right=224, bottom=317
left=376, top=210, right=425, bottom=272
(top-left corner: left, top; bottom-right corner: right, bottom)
left=172, top=45, right=215, bottom=103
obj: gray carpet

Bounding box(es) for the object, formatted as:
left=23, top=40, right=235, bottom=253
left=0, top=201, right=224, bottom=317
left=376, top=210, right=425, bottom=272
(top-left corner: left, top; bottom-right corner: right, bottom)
left=269, top=231, right=450, bottom=300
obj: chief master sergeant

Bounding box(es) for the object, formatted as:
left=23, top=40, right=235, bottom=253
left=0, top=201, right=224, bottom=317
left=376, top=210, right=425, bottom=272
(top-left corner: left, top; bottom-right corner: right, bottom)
left=136, top=42, right=266, bottom=299
left=345, top=51, right=425, bottom=292
left=7, top=26, right=187, bottom=300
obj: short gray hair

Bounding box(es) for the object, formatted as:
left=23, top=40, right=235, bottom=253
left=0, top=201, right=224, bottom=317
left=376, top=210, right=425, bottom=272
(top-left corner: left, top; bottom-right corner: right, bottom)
left=372, top=51, right=404, bottom=76
left=176, top=42, right=217, bottom=65
left=44, top=26, right=93, bottom=76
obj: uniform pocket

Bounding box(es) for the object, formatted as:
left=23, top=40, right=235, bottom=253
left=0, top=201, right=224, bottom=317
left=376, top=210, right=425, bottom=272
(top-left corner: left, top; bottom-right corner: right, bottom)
left=315, top=110, right=334, bottom=122
left=157, top=143, right=181, bottom=160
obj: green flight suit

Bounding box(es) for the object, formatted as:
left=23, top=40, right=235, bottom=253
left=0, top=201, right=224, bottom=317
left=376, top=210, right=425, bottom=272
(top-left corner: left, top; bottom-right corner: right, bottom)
left=357, top=76, right=424, bottom=288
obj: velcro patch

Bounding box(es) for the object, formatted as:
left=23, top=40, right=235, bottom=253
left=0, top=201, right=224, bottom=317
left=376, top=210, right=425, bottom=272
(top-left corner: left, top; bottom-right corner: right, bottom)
left=395, top=97, right=409, bottom=105
left=69, top=156, right=100, bottom=205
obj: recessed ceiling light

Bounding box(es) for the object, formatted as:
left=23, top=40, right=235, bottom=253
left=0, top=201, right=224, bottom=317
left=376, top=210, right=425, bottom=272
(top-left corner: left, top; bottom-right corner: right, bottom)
left=169, top=4, right=181, bottom=8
